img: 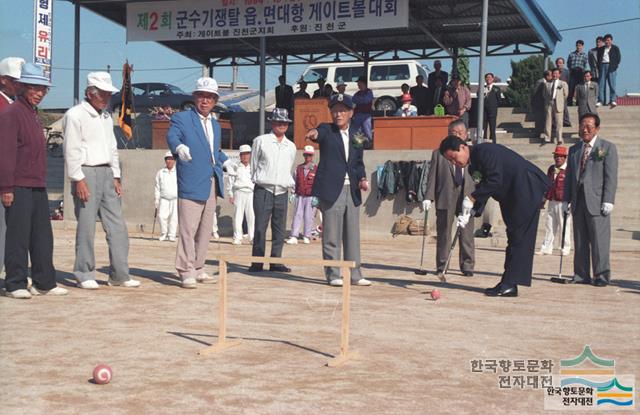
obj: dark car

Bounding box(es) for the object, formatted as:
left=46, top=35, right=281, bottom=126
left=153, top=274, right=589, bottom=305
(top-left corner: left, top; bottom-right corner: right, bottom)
left=110, top=82, right=195, bottom=113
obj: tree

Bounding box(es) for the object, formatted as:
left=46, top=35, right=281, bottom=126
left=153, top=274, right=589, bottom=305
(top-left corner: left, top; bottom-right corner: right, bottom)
left=503, top=54, right=552, bottom=111
left=456, top=48, right=470, bottom=86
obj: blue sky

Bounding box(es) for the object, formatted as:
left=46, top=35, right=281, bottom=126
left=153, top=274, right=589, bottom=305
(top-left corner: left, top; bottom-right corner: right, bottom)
left=1, top=0, right=639, bottom=108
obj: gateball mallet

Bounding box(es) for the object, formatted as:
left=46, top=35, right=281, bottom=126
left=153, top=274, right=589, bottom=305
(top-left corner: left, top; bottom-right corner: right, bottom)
left=438, top=225, right=462, bottom=283
left=415, top=207, right=430, bottom=275
left=551, top=208, right=571, bottom=284
left=151, top=207, right=158, bottom=237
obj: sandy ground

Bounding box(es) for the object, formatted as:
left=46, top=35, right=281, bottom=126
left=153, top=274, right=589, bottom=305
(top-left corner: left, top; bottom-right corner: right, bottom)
left=0, top=228, right=638, bottom=415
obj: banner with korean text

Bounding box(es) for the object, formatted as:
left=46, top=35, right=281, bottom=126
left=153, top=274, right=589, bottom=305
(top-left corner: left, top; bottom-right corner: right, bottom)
left=127, top=0, right=408, bottom=42
left=34, top=0, right=53, bottom=79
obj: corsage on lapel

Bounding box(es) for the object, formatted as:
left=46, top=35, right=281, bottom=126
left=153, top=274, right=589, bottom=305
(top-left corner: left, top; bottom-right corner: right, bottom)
left=594, top=147, right=608, bottom=161
left=352, top=130, right=367, bottom=149
left=471, top=170, right=483, bottom=184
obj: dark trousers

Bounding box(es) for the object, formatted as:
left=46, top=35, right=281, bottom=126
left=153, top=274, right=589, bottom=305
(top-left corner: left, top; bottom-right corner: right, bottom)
left=568, top=70, right=583, bottom=105
left=4, top=187, right=56, bottom=292
left=500, top=205, right=541, bottom=287
left=251, top=186, right=287, bottom=266
left=483, top=109, right=497, bottom=143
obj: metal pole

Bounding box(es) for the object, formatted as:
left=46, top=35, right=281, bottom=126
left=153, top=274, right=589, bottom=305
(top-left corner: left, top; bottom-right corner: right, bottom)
left=259, top=36, right=266, bottom=135
left=281, top=54, right=287, bottom=82
left=476, top=0, right=489, bottom=143
left=73, top=0, right=80, bottom=104
left=231, top=58, right=238, bottom=91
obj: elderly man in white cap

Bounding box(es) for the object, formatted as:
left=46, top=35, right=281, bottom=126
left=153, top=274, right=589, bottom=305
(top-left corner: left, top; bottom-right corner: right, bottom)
left=286, top=145, right=318, bottom=245
left=63, top=72, right=140, bottom=290
left=226, top=144, right=255, bottom=245
left=248, top=108, right=297, bottom=273
left=154, top=151, right=178, bottom=242
left=167, top=77, right=229, bottom=288
left=0, top=56, right=25, bottom=278
left=0, top=63, right=68, bottom=298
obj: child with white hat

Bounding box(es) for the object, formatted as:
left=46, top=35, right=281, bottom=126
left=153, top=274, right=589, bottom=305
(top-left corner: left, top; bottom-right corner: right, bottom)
left=154, top=151, right=178, bottom=241
left=227, top=144, right=255, bottom=245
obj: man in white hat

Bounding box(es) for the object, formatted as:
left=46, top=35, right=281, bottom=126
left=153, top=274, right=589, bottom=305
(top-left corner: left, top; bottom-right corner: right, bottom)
left=63, top=71, right=140, bottom=290
left=286, top=145, right=318, bottom=245
left=249, top=108, right=297, bottom=273
left=226, top=144, right=255, bottom=245
left=154, top=151, right=178, bottom=242
left=0, top=56, right=25, bottom=277
left=167, top=77, right=229, bottom=288
left=0, top=63, right=68, bottom=298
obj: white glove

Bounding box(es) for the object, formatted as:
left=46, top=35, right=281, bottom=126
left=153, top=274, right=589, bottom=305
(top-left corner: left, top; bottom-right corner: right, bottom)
left=176, top=144, right=192, bottom=161
left=601, top=202, right=613, bottom=216
left=288, top=193, right=296, bottom=204
left=422, top=200, right=432, bottom=211
left=462, top=196, right=474, bottom=216
left=562, top=201, right=570, bottom=214
left=457, top=213, right=471, bottom=228
left=222, top=159, right=235, bottom=172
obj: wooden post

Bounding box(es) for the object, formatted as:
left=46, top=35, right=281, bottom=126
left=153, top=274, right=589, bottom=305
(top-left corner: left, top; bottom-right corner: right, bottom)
left=198, top=260, right=242, bottom=355
left=327, top=266, right=358, bottom=367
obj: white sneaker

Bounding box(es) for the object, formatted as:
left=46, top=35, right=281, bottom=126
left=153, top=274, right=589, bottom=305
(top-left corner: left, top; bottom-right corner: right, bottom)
left=77, top=280, right=100, bottom=290
left=29, top=286, right=69, bottom=296
left=108, top=279, right=141, bottom=288
left=182, top=277, right=197, bottom=289
left=536, top=250, right=552, bottom=256
left=285, top=236, right=298, bottom=245
left=561, top=250, right=571, bottom=256
left=329, top=279, right=343, bottom=287
left=596, top=102, right=602, bottom=107
left=610, top=101, right=617, bottom=108
left=212, top=232, right=220, bottom=240
left=302, top=237, right=310, bottom=244
left=5, top=289, right=32, bottom=299
left=159, top=235, right=167, bottom=241
left=354, top=278, right=372, bottom=286
left=168, top=237, right=176, bottom=242
left=196, top=272, right=217, bottom=284
left=232, top=239, right=243, bottom=245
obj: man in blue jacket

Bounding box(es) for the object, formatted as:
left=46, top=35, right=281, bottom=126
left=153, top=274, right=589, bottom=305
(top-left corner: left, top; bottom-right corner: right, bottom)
left=167, top=77, right=228, bottom=289
left=440, top=137, right=550, bottom=297
left=305, top=94, right=371, bottom=287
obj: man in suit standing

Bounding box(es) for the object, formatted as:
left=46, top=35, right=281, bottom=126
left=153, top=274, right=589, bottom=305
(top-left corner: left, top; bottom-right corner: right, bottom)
left=167, top=77, right=229, bottom=288
left=542, top=68, right=569, bottom=144
left=483, top=73, right=501, bottom=143
left=429, top=77, right=446, bottom=114
left=275, top=75, right=294, bottom=114
left=555, top=58, right=572, bottom=127
left=588, top=36, right=604, bottom=83
left=409, top=75, right=429, bottom=115
left=574, top=70, right=598, bottom=119
left=597, top=34, right=622, bottom=108
left=305, top=94, right=371, bottom=287
left=427, top=60, right=448, bottom=91
left=532, top=70, right=552, bottom=139
left=423, top=119, right=475, bottom=277
left=563, top=113, right=617, bottom=286
left=440, top=137, right=550, bottom=297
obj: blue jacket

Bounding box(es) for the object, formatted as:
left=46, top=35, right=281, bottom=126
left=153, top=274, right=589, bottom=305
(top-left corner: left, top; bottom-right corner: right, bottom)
left=166, top=108, right=228, bottom=201
left=311, top=123, right=366, bottom=206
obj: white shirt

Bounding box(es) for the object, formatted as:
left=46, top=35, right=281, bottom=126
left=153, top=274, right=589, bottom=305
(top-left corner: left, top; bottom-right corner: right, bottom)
left=602, top=47, right=610, bottom=63
left=251, top=132, right=297, bottom=195
left=340, top=128, right=350, bottom=185
left=0, top=91, right=13, bottom=104
left=551, top=80, right=558, bottom=100
left=583, top=135, right=598, bottom=155
left=198, top=112, right=215, bottom=164
left=155, top=166, right=178, bottom=202
left=63, top=100, right=121, bottom=181
left=226, top=162, right=254, bottom=197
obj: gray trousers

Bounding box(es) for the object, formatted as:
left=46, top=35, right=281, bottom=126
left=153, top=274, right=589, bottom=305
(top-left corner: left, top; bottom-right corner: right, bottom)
left=252, top=186, right=287, bottom=265
left=73, top=166, right=129, bottom=283
left=435, top=208, right=475, bottom=273
left=573, top=189, right=611, bottom=281
left=320, top=186, right=363, bottom=281
left=0, top=203, right=5, bottom=275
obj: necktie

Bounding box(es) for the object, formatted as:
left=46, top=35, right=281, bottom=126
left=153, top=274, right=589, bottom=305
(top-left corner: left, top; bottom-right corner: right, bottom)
left=580, top=143, right=591, bottom=176
left=454, top=166, right=463, bottom=186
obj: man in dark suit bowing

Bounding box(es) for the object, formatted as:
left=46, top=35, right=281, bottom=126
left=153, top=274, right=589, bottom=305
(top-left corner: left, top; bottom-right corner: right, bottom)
left=440, top=137, right=550, bottom=297
left=305, top=94, right=371, bottom=287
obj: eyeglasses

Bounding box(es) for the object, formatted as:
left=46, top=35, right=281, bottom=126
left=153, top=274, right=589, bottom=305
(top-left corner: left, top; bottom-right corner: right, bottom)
left=24, top=85, right=50, bottom=93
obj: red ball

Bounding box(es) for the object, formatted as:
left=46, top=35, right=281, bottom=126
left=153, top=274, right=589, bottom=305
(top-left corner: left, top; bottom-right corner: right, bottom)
left=92, top=364, right=112, bottom=385
left=431, top=289, right=441, bottom=300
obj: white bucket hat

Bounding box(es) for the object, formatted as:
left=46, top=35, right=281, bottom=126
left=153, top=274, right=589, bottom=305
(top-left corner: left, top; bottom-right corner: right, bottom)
left=0, top=57, right=26, bottom=79
left=194, top=77, right=219, bottom=96
left=164, top=151, right=174, bottom=159
left=303, top=145, right=315, bottom=155
left=239, top=144, right=251, bottom=153
left=87, top=72, right=119, bottom=93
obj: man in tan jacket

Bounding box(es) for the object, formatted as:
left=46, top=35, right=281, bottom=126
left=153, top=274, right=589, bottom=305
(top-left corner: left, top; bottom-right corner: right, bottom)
left=542, top=68, right=569, bottom=144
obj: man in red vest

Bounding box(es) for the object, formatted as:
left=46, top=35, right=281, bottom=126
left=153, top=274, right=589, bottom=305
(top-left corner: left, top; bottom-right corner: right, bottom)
left=538, top=146, right=571, bottom=256
left=286, top=146, right=317, bottom=245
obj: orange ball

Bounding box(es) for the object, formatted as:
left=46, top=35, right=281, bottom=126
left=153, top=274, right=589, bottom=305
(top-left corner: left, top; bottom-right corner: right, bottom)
left=92, top=364, right=112, bottom=385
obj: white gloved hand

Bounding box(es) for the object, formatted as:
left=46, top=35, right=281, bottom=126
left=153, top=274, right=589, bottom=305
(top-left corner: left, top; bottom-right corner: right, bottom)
left=462, top=196, right=474, bottom=216
left=176, top=144, right=192, bottom=161
left=457, top=213, right=471, bottom=228
left=422, top=200, right=432, bottom=212
left=288, top=193, right=296, bottom=204
left=601, top=202, right=613, bottom=216
left=562, top=201, right=570, bottom=214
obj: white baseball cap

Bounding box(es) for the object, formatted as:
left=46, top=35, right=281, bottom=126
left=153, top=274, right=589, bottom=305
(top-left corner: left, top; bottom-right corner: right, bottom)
left=87, top=72, right=119, bottom=93
left=239, top=144, right=251, bottom=153
left=194, top=77, right=219, bottom=96
left=303, top=145, right=315, bottom=155
left=164, top=151, right=174, bottom=159
left=0, top=57, right=25, bottom=79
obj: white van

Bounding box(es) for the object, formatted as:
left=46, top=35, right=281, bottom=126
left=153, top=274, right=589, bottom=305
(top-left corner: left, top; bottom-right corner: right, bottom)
left=299, top=60, right=429, bottom=112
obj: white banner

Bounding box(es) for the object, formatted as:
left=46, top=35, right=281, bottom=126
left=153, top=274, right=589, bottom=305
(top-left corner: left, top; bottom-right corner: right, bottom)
left=127, top=0, right=408, bottom=42
left=34, top=0, right=53, bottom=80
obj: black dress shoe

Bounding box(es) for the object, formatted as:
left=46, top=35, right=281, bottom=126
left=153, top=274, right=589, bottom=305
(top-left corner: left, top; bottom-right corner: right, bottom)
left=462, top=271, right=474, bottom=277
left=248, top=263, right=263, bottom=273
left=269, top=264, right=291, bottom=273
left=593, top=277, right=609, bottom=287
left=484, top=283, right=518, bottom=297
